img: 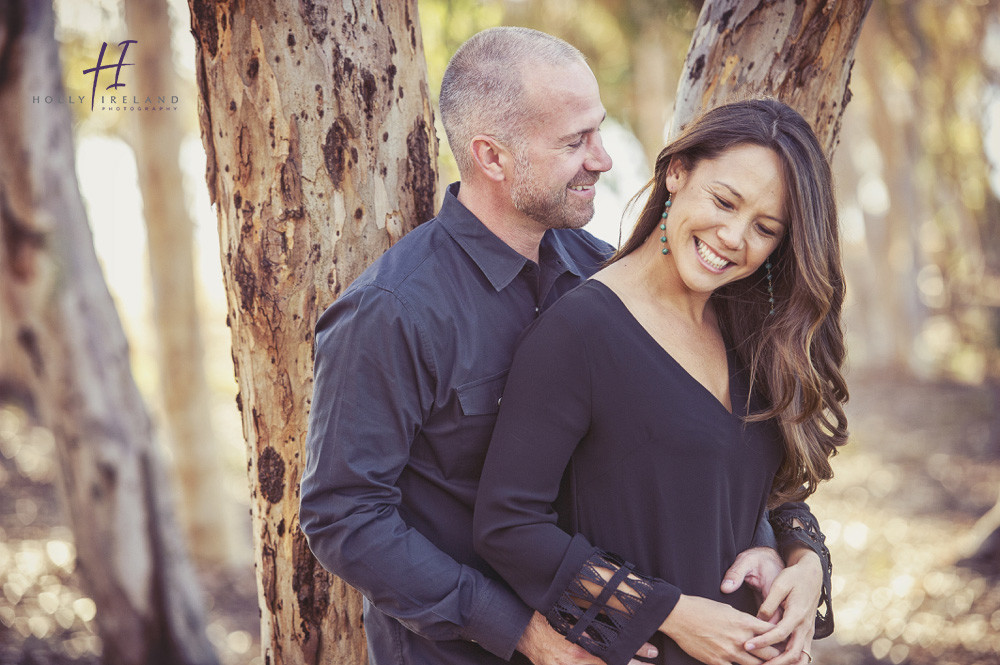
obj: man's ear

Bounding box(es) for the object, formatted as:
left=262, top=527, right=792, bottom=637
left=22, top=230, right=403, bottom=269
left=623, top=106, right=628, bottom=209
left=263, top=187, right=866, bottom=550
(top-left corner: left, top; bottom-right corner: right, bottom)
left=470, top=135, right=510, bottom=183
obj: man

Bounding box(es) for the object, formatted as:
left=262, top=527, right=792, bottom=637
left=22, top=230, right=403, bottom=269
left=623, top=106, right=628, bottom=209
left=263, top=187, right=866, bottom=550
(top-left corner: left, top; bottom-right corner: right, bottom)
left=300, top=27, right=828, bottom=665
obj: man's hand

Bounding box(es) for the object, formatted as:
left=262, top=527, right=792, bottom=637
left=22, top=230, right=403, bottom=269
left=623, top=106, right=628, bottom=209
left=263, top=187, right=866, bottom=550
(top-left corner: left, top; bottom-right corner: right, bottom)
left=721, top=546, right=785, bottom=601
left=517, top=611, right=658, bottom=665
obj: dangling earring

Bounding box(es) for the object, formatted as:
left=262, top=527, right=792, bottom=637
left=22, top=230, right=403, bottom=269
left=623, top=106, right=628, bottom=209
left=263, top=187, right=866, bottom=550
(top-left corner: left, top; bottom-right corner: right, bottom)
left=659, top=195, right=672, bottom=255
left=765, top=258, right=775, bottom=315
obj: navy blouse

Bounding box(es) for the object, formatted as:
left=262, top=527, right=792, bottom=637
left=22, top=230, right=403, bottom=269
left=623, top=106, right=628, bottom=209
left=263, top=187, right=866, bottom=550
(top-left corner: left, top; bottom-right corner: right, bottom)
left=474, top=280, right=786, bottom=665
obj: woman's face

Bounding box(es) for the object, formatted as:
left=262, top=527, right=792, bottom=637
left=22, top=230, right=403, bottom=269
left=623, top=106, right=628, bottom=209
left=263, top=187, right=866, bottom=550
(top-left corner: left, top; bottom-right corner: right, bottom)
left=664, top=143, right=788, bottom=296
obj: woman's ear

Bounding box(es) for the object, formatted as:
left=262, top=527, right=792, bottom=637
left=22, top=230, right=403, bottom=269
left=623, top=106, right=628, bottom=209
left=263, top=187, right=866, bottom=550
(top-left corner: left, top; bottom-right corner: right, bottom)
left=469, top=135, right=510, bottom=183
left=664, top=155, right=688, bottom=194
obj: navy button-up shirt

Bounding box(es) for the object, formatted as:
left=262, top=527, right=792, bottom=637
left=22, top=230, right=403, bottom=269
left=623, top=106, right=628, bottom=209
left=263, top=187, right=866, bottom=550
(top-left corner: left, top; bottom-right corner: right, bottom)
left=300, top=183, right=613, bottom=665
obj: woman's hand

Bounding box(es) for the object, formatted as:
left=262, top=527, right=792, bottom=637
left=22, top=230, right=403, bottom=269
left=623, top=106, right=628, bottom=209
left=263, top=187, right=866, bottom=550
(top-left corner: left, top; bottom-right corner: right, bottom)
left=659, top=595, right=781, bottom=665
left=743, top=546, right=822, bottom=665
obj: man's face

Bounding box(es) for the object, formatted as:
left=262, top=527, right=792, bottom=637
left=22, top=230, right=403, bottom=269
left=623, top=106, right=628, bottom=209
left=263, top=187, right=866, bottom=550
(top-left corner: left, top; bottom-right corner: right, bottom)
left=508, top=61, right=612, bottom=230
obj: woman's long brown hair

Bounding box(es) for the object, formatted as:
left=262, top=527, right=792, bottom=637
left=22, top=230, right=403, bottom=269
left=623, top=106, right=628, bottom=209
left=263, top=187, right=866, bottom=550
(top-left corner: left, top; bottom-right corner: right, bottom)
left=612, top=99, right=849, bottom=506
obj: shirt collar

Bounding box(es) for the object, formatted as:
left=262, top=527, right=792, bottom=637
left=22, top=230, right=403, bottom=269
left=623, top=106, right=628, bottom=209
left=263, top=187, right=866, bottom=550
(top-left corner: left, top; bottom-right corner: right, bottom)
left=438, top=182, right=586, bottom=291
left=540, top=226, right=588, bottom=279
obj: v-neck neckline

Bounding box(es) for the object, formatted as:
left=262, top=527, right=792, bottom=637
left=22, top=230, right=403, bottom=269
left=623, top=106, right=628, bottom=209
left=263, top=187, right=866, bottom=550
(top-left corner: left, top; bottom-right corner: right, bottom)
left=587, top=279, right=744, bottom=418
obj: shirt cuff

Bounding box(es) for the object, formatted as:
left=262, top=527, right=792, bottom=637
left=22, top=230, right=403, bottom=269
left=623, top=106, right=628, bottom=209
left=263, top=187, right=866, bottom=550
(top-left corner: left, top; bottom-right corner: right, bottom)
left=462, top=576, right=534, bottom=660
left=750, top=511, right=777, bottom=549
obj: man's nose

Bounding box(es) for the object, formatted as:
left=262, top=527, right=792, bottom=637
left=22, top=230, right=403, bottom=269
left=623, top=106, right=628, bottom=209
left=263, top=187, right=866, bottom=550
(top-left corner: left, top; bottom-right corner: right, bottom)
left=585, top=134, right=613, bottom=173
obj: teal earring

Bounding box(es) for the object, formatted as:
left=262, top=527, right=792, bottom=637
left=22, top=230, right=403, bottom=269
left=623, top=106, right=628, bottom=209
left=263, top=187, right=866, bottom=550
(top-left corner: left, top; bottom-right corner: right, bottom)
left=660, top=196, right=671, bottom=255
left=765, top=258, right=775, bottom=315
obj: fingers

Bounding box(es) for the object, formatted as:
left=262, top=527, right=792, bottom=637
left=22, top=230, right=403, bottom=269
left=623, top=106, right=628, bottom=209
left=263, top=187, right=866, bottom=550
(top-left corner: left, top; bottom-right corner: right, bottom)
left=721, top=553, right=754, bottom=594
left=625, top=641, right=659, bottom=664
left=748, top=643, right=782, bottom=661
left=801, top=635, right=814, bottom=664
left=730, top=649, right=768, bottom=665
left=760, top=643, right=801, bottom=665
left=635, top=642, right=658, bottom=659
left=745, top=620, right=794, bottom=652
left=723, top=547, right=784, bottom=597
left=759, top=615, right=815, bottom=665
left=756, top=578, right=793, bottom=621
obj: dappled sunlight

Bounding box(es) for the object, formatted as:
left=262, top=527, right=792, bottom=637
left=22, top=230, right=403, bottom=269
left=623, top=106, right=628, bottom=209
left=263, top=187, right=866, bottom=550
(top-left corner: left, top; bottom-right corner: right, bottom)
left=0, top=406, right=261, bottom=665
left=0, top=527, right=102, bottom=662
left=809, top=375, right=1000, bottom=665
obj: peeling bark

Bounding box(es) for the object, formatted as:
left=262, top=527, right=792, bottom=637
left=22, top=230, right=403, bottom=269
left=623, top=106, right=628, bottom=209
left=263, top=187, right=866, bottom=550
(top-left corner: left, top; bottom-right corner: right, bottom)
left=187, top=1, right=438, bottom=663
left=671, top=0, right=873, bottom=157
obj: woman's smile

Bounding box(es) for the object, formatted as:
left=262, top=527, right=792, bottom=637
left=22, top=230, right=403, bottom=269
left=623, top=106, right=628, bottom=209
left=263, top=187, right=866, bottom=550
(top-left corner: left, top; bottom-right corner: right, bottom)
left=694, top=237, right=733, bottom=273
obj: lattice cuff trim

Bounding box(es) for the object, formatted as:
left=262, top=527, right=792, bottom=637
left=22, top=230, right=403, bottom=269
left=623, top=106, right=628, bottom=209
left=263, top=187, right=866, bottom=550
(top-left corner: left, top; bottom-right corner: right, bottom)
left=545, top=550, right=656, bottom=660
left=772, top=509, right=835, bottom=638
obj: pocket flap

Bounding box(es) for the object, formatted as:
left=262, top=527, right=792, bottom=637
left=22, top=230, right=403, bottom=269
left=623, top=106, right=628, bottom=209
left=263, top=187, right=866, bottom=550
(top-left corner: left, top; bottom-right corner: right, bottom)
left=457, top=371, right=509, bottom=416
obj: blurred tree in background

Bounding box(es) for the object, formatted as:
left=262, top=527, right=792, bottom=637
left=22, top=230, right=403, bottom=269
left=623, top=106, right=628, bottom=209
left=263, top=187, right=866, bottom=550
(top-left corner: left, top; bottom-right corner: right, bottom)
left=0, top=2, right=217, bottom=663
left=123, top=0, right=239, bottom=567
left=49, top=0, right=243, bottom=566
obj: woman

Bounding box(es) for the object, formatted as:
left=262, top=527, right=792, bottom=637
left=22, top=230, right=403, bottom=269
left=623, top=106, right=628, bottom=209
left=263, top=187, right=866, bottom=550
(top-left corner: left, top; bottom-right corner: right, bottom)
left=473, top=99, right=848, bottom=665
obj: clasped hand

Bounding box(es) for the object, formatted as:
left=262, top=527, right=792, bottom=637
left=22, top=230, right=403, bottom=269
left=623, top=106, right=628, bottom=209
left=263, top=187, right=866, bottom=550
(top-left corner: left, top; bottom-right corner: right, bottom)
left=719, top=546, right=823, bottom=665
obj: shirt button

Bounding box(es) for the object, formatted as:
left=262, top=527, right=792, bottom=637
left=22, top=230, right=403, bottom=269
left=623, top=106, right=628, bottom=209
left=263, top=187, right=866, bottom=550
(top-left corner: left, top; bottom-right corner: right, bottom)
left=534, top=306, right=540, bottom=314
left=497, top=397, right=502, bottom=407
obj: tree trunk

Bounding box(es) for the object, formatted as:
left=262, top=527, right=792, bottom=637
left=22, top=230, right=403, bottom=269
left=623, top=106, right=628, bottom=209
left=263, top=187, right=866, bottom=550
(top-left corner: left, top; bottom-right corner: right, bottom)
left=0, top=2, right=217, bottom=665
left=629, top=19, right=676, bottom=167
left=122, top=0, right=239, bottom=567
left=187, top=1, right=437, bottom=663
left=852, top=3, right=926, bottom=373
left=671, top=0, right=873, bottom=157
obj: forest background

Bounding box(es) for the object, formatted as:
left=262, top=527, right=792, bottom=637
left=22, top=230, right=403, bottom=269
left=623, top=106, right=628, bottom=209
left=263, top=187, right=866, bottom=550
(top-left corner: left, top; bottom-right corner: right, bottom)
left=1, top=1, right=999, bottom=665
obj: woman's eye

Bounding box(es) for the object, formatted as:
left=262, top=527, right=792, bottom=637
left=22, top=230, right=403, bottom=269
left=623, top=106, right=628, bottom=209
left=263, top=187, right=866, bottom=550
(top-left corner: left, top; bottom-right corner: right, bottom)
left=714, top=195, right=734, bottom=210
left=757, top=224, right=777, bottom=238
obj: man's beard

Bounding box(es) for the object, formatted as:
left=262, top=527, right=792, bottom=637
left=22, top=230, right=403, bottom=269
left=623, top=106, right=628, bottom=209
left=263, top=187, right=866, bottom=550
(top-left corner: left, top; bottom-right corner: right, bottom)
left=510, top=151, right=596, bottom=230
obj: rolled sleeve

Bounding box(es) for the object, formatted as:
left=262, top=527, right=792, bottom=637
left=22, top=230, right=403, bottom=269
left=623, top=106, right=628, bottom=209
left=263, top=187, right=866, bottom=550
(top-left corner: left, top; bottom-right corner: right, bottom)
left=300, top=285, right=530, bottom=657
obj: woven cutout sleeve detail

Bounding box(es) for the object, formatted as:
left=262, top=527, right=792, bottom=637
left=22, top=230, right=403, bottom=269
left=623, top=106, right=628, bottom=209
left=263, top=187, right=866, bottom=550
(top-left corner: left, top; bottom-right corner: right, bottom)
left=770, top=505, right=834, bottom=638
left=545, top=550, right=656, bottom=660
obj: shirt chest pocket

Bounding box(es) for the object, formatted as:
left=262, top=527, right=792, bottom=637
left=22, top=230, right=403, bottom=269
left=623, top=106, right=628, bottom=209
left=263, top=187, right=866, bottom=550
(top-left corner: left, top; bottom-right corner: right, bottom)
left=456, top=370, right=508, bottom=416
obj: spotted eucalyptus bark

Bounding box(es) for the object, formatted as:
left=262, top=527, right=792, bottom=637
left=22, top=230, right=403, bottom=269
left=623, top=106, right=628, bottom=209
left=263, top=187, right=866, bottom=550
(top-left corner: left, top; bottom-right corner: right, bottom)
left=187, top=1, right=437, bottom=663
left=0, top=2, right=216, bottom=664
left=671, top=0, right=873, bottom=157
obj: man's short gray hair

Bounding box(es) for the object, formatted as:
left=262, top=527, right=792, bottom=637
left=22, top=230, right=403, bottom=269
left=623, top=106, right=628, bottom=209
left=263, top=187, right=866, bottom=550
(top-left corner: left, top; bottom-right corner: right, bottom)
left=440, top=27, right=585, bottom=177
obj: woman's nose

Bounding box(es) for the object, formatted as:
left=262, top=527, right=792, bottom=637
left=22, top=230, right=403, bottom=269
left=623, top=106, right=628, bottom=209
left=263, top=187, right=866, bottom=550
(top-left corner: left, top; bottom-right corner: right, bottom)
left=717, top=219, right=747, bottom=251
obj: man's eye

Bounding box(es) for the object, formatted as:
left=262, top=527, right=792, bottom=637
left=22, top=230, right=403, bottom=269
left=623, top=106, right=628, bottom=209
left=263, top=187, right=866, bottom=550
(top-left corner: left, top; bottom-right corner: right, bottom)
left=568, top=139, right=584, bottom=149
